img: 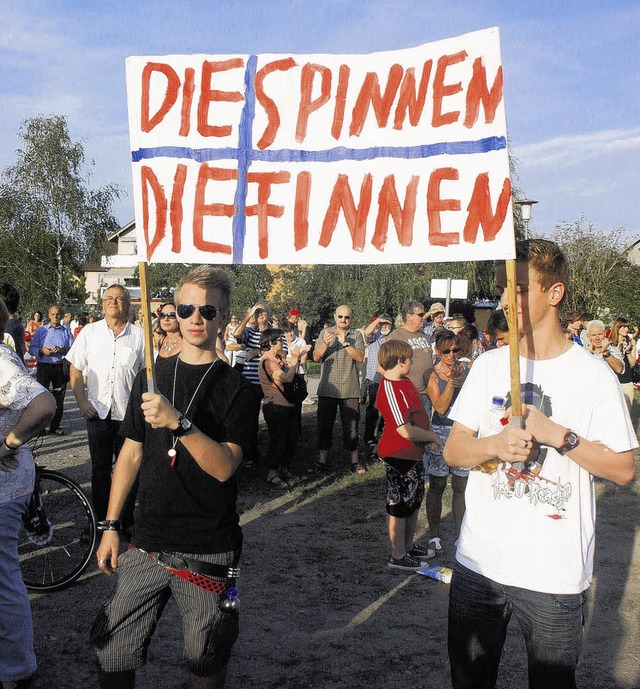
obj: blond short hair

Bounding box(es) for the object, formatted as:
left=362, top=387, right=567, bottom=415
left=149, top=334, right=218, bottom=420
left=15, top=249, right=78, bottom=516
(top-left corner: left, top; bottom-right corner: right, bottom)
left=175, top=266, right=231, bottom=316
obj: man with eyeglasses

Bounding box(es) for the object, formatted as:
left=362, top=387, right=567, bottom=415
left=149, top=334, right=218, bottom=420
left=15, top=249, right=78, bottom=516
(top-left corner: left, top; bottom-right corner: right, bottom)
left=446, top=314, right=468, bottom=335
left=387, top=300, right=435, bottom=414
left=313, top=305, right=366, bottom=474
left=91, top=266, right=259, bottom=689
left=66, top=284, right=144, bottom=525
left=29, top=304, right=75, bottom=435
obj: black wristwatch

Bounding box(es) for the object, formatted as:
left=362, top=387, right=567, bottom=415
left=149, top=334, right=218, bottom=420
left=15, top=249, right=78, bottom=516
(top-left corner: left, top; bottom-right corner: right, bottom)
left=172, top=415, right=193, bottom=437
left=559, top=429, right=580, bottom=454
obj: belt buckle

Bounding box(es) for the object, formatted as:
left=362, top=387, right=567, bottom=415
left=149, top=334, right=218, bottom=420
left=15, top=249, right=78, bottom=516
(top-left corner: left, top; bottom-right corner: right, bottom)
left=158, top=552, right=188, bottom=570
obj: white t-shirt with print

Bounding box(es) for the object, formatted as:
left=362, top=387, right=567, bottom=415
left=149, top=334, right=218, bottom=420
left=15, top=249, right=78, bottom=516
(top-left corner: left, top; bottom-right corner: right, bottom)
left=449, top=343, right=637, bottom=595
left=0, top=344, right=47, bottom=503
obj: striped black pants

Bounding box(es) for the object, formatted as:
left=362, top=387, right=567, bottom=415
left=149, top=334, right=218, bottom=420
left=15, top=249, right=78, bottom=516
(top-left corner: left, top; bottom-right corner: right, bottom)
left=91, top=547, right=239, bottom=676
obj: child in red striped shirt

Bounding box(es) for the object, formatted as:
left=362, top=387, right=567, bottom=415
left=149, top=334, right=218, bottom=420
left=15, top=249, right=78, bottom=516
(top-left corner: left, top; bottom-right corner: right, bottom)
left=375, top=340, right=441, bottom=572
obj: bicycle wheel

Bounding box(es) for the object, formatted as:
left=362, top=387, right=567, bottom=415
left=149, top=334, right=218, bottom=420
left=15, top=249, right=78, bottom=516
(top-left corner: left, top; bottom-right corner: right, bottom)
left=19, top=469, right=97, bottom=592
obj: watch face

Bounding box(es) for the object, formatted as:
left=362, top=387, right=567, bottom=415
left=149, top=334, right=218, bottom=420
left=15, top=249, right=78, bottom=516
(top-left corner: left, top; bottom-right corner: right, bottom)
left=563, top=431, right=579, bottom=451
left=173, top=416, right=192, bottom=436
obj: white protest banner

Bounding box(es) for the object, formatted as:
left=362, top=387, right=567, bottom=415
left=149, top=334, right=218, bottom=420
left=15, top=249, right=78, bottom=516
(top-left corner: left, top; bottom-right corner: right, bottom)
left=126, top=27, right=514, bottom=265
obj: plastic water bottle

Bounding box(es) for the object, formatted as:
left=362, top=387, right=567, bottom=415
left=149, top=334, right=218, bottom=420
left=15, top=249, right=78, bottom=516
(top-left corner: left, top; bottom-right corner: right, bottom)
left=220, top=587, right=240, bottom=612
left=476, top=396, right=506, bottom=474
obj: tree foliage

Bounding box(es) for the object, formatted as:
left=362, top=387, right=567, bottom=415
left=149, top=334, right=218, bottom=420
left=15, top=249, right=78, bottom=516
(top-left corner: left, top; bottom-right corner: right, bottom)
left=143, top=263, right=273, bottom=317
left=550, top=217, right=640, bottom=322
left=0, top=115, right=120, bottom=309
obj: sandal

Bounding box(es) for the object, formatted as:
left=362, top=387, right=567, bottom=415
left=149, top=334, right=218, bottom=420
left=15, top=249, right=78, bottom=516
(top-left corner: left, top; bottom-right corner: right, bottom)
left=350, top=462, right=367, bottom=475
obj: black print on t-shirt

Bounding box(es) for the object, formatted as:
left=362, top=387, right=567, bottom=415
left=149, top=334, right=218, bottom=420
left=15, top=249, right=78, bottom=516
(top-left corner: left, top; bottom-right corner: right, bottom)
left=505, top=382, right=552, bottom=472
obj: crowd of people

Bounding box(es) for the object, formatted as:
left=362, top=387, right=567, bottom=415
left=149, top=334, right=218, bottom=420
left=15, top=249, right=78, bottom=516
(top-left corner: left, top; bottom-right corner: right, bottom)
left=0, top=239, right=638, bottom=688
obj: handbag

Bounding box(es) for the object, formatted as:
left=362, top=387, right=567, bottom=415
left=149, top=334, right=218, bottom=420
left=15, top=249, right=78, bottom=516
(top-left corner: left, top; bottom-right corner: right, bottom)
left=262, top=361, right=308, bottom=405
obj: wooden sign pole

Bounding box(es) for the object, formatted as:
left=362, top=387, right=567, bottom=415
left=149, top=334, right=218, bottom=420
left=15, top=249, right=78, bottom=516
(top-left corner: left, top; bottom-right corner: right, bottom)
left=505, top=258, right=522, bottom=428
left=138, top=261, right=156, bottom=394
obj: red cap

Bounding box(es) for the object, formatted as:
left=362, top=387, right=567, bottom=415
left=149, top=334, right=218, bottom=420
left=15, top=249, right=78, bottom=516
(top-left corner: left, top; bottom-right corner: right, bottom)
left=289, top=308, right=300, bottom=316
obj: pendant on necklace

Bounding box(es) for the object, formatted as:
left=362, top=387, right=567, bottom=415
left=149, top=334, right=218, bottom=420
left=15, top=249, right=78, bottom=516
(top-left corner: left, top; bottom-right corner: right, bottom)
left=168, top=447, right=177, bottom=467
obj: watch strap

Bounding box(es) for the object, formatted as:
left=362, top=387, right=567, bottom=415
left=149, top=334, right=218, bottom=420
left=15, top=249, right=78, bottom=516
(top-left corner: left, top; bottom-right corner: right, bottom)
left=559, top=429, right=579, bottom=454
left=172, top=415, right=192, bottom=437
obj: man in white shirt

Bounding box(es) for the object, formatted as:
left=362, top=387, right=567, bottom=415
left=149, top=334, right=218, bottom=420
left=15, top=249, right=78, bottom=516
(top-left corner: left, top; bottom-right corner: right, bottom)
left=66, top=285, right=144, bottom=526
left=443, top=239, right=636, bottom=688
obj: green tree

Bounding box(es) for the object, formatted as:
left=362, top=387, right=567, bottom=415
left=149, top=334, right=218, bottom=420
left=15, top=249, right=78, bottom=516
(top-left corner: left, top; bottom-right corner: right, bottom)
left=142, top=263, right=272, bottom=319
left=549, top=217, right=639, bottom=321
left=0, top=115, right=121, bottom=307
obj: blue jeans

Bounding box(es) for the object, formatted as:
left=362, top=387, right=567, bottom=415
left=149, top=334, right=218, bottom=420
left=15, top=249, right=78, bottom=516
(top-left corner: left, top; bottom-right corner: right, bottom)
left=448, top=562, right=586, bottom=689
left=0, top=494, right=37, bottom=683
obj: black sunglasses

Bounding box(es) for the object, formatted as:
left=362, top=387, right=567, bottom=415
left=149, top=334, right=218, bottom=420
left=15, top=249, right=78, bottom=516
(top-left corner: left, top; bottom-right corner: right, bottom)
left=177, top=304, right=218, bottom=321
left=160, top=312, right=177, bottom=319
left=414, top=312, right=426, bottom=318
left=441, top=347, right=461, bottom=355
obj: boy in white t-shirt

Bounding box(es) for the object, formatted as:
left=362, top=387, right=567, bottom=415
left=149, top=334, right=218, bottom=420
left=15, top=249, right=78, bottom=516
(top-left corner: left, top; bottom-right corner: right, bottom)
left=443, top=239, right=637, bottom=689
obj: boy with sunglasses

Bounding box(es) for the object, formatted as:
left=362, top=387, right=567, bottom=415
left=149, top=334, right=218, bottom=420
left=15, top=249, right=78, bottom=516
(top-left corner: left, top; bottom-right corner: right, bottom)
left=91, top=267, right=260, bottom=689
left=444, top=240, right=636, bottom=688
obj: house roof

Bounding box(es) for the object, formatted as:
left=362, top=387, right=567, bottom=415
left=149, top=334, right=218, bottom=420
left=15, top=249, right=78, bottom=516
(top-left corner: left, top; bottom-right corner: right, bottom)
left=107, top=219, right=135, bottom=242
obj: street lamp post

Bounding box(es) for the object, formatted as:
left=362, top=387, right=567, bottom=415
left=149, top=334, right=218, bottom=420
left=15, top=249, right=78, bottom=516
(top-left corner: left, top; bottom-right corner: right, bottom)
left=514, top=199, right=538, bottom=240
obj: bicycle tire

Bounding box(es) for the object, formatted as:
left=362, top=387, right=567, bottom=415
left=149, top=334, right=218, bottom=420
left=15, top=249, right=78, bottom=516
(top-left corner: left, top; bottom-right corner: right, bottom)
left=19, top=469, right=97, bottom=592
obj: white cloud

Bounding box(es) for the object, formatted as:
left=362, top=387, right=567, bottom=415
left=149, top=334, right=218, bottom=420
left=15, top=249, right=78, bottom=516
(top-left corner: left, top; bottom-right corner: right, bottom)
left=514, top=127, right=640, bottom=168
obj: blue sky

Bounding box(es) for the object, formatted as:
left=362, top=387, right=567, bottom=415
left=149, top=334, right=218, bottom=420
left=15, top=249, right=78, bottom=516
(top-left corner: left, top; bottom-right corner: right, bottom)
left=1, top=0, right=638, bottom=240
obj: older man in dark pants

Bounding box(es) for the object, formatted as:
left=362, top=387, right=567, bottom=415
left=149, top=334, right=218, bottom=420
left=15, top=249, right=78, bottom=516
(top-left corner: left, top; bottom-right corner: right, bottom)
left=313, top=305, right=366, bottom=474
left=29, top=305, right=74, bottom=436
left=66, top=285, right=144, bottom=525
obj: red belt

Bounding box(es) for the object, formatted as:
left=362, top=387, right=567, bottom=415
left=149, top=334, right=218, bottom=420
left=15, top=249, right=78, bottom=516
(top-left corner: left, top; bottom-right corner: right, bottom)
left=130, top=545, right=240, bottom=594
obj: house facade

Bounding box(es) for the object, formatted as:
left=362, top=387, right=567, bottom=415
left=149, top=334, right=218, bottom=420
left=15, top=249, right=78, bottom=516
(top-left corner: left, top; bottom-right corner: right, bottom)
left=84, top=220, right=140, bottom=304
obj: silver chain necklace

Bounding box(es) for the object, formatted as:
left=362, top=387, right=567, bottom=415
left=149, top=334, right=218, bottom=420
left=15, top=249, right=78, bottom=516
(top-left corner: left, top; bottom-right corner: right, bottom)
left=168, top=357, right=217, bottom=466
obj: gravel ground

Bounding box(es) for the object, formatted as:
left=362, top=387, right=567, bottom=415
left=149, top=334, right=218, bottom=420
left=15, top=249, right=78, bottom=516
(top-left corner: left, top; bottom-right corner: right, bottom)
left=24, top=387, right=640, bottom=688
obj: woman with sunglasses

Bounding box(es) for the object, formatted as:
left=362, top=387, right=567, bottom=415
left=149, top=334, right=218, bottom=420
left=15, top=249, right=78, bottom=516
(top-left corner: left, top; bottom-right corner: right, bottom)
left=154, top=302, right=183, bottom=359
left=258, top=328, right=311, bottom=485
left=424, top=330, right=469, bottom=552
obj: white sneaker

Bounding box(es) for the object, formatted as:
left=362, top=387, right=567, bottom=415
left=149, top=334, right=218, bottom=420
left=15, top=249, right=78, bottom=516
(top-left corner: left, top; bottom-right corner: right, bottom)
left=453, top=538, right=460, bottom=548
left=428, top=537, right=443, bottom=551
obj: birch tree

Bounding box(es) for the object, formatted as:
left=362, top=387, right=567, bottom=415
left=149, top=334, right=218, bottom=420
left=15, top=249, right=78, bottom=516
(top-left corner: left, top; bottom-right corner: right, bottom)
left=0, top=115, right=120, bottom=305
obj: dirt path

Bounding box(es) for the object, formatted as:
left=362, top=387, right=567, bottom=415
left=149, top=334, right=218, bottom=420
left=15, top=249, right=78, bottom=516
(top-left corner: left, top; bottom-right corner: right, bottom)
left=26, top=392, right=640, bottom=688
